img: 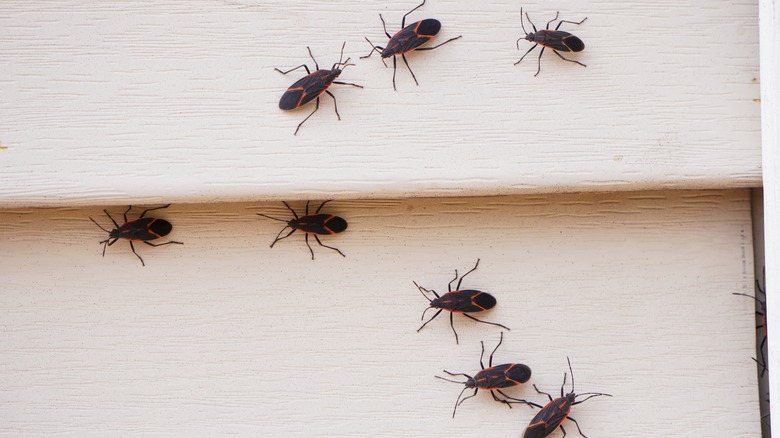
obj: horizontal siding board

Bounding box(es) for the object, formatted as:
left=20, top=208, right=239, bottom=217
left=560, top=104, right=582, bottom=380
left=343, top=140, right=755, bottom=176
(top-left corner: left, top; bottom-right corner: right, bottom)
left=0, top=0, right=762, bottom=207
left=0, top=189, right=760, bottom=436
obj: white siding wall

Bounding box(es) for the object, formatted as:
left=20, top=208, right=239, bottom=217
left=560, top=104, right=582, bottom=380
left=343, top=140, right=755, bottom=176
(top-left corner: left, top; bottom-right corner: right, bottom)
left=0, top=191, right=760, bottom=436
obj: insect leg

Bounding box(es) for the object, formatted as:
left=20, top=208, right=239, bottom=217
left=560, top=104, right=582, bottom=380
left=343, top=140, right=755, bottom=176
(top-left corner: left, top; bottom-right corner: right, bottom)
left=122, top=205, right=133, bottom=223
left=333, top=81, right=363, bottom=88
left=275, top=64, right=310, bottom=75
left=325, top=91, right=340, bottom=121
left=480, top=340, right=486, bottom=368
left=450, top=312, right=459, bottom=344
left=392, top=56, right=398, bottom=90
left=533, top=384, right=554, bottom=402
left=129, top=241, right=145, bottom=267
left=379, top=14, right=392, bottom=39
left=306, top=46, right=319, bottom=70
left=417, top=309, right=443, bottom=332
left=456, top=259, right=480, bottom=290
left=533, top=47, right=546, bottom=76
left=545, top=11, right=559, bottom=30
left=448, top=269, right=459, bottom=292
left=138, top=203, right=172, bottom=219
left=143, top=240, right=183, bottom=247
left=566, top=417, right=588, bottom=438
left=552, top=50, right=586, bottom=68
left=560, top=425, right=568, bottom=438
left=555, top=17, right=587, bottom=30
left=463, top=313, right=511, bottom=331
left=490, top=390, right=514, bottom=408
left=314, top=235, right=345, bottom=257
left=496, top=389, right=540, bottom=407
left=315, top=200, right=331, bottom=213
left=402, top=0, right=425, bottom=28
left=401, top=53, right=419, bottom=86
left=514, top=44, right=537, bottom=65
left=294, top=97, right=320, bottom=136
left=305, top=233, right=315, bottom=260
left=415, top=35, right=462, bottom=51
left=488, top=331, right=503, bottom=366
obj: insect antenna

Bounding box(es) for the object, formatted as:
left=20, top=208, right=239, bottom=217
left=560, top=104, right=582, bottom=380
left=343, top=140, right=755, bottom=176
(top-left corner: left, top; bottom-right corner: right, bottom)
left=435, top=375, right=467, bottom=384
left=733, top=292, right=764, bottom=305
left=414, top=281, right=433, bottom=302
left=256, top=213, right=289, bottom=222
left=89, top=216, right=111, bottom=233
left=520, top=7, right=529, bottom=35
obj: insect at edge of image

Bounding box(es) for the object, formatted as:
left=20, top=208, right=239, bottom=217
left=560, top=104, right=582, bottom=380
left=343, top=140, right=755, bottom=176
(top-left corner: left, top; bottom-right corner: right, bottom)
left=276, top=42, right=363, bottom=135
left=522, top=357, right=612, bottom=438
left=89, top=204, right=183, bottom=267
left=416, top=259, right=510, bottom=344
left=257, top=200, right=348, bottom=260
left=361, top=0, right=462, bottom=90
left=515, top=8, right=587, bottom=77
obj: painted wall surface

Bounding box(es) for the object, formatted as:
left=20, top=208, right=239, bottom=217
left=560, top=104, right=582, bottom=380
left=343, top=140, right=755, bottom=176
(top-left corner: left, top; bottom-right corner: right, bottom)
left=0, top=0, right=761, bottom=207
left=0, top=190, right=760, bottom=436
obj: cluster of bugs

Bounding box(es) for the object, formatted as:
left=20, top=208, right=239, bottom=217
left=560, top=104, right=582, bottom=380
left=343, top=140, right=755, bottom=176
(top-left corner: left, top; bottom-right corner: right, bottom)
left=416, top=260, right=611, bottom=436
left=276, top=1, right=586, bottom=134
left=90, top=201, right=348, bottom=265
left=89, top=205, right=611, bottom=435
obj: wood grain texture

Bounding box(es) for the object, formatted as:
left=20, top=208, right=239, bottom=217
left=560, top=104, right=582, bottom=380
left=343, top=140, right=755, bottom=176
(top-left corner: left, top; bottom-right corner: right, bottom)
left=0, top=190, right=760, bottom=436
left=0, top=0, right=761, bottom=208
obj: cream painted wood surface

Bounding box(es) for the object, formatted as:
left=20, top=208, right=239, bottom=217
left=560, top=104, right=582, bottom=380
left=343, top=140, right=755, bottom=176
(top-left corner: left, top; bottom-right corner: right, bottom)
left=0, top=0, right=761, bottom=208
left=0, top=190, right=759, bottom=436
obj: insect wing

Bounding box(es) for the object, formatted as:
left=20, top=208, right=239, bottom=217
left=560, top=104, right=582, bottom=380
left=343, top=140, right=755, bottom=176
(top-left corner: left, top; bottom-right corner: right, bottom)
left=387, top=19, right=440, bottom=54
left=119, top=218, right=165, bottom=241
left=324, top=215, right=348, bottom=233
left=295, top=214, right=347, bottom=235
left=475, top=364, right=525, bottom=389
left=541, top=30, right=584, bottom=52
left=279, top=70, right=335, bottom=110
left=440, top=290, right=494, bottom=312
left=523, top=400, right=569, bottom=438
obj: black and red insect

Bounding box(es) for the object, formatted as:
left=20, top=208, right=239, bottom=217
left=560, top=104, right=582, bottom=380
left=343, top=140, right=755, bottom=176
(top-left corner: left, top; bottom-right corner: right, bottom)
left=276, top=42, right=362, bottom=135
left=515, top=9, right=587, bottom=77
left=436, top=332, right=533, bottom=418
left=257, top=200, right=347, bottom=260
left=361, top=0, right=461, bottom=90
left=89, top=204, right=183, bottom=267
left=522, top=358, right=611, bottom=438
left=415, top=259, right=510, bottom=344
left=734, top=270, right=768, bottom=377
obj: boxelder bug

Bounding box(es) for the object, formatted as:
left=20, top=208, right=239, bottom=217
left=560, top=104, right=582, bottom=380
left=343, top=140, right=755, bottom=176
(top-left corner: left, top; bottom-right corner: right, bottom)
left=361, top=0, right=461, bottom=90
left=436, top=332, right=533, bottom=418
left=89, top=204, right=183, bottom=267
left=415, top=259, right=510, bottom=344
left=277, top=42, right=363, bottom=135
left=522, top=358, right=611, bottom=438
left=257, top=200, right=347, bottom=260
left=515, top=9, right=586, bottom=77
left=734, top=270, right=768, bottom=377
